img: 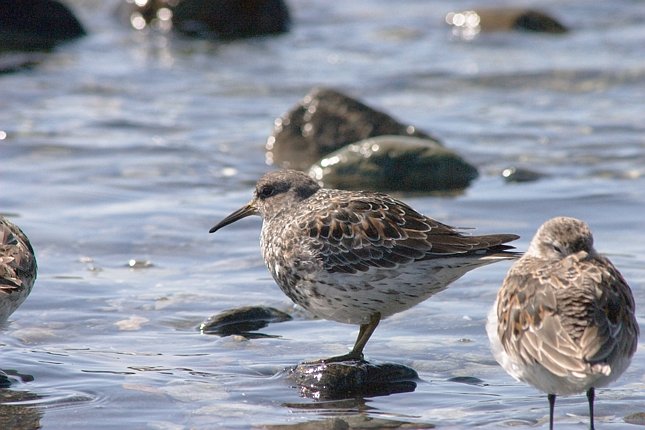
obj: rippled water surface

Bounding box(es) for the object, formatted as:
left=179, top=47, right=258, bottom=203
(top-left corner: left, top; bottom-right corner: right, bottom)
left=2, top=0, right=645, bottom=428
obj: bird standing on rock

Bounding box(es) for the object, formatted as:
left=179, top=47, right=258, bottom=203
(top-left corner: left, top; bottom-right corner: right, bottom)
left=211, top=169, right=519, bottom=362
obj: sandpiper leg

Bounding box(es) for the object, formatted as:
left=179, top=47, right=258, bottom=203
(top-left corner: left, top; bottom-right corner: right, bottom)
left=548, top=393, right=556, bottom=430
left=323, top=313, right=381, bottom=363
left=351, top=313, right=381, bottom=357
left=587, top=387, right=595, bottom=430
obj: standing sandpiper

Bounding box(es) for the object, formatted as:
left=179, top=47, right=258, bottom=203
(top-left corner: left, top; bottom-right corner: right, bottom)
left=487, top=216, right=639, bottom=430
left=1, top=216, right=37, bottom=323
left=211, top=169, right=519, bottom=361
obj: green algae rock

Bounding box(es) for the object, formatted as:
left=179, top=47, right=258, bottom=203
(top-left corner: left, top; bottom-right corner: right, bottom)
left=309, top=136, right=478, bottom=193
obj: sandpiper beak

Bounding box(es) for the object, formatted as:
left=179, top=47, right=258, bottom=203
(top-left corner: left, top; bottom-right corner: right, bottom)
left=209, top=202, right=258, bottom=233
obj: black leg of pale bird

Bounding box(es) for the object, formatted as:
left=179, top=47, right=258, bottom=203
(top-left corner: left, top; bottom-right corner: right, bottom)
left=548, top=394, right=556, bottom=430
left=587, top=387, right=595, bottom=430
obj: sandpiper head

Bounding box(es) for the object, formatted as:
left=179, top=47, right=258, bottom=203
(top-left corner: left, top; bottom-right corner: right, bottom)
left=527, top=216, right=595, bottom=260
left=209, top=170, right=320, bottom=233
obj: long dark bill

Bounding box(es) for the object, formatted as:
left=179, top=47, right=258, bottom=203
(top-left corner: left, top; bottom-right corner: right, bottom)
left=209, top=203, right=257, bottom=233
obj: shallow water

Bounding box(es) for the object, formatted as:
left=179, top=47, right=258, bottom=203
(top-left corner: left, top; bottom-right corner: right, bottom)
left=2, top=0, right=645, bottom=428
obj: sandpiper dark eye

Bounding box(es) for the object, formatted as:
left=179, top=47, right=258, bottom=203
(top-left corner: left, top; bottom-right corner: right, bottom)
left=258, top=185, right=275, bottom=199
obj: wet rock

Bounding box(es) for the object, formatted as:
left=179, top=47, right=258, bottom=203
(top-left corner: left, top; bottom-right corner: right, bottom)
left=264, top=415, right=435, bottom=429
left=199, top=305, right=292, bottom=337
left=287, top=360, right=418, bottom=400
left=0, top=388, right=43, bottom=429
left=445, top=8, right=568, bottom=36
left=0, top=0, right=86, bottom=52
left=501, top=166, right=546, bottom=183
left=625, top=412, right=645, bottom=426
left=0, top=369, right=35, bottom=386
left=447, top=375, right=486, bottom=386
left=127, top=258, right=154, bottom=269
left=116, top=0, right=290, bottom=40
left=309, top=136, right=478, bottom=193
left=267, top=87, right=440, bottom=170
left=0, top=371, right=10, bottom=388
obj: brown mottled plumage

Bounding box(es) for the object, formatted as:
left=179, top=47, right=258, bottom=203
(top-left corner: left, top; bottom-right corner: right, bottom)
left=487, top=216, right=638, bottom=430
left=211, top=169, right=519, bottom=361
left=1, top=216, right=37, bottom=323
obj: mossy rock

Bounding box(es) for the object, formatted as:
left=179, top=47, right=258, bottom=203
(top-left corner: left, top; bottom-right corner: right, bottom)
left=309, top=136, right=478, bottom=193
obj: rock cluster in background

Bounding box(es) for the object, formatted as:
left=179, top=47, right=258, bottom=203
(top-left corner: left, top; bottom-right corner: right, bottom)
left=0, top=0, right=85, bottom=52
left=269, top=87, right=479, bottom=193
left=115, top=0, right=290, bottom=39
left=445, top=8, right=568, bottom=37
left=267, top=87, right=440, bottom=171
left=0, top=0, right=86, bottom=73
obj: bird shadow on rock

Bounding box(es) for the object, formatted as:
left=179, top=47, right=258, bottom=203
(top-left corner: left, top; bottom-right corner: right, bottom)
left=282, top=359, right=419, bottom=400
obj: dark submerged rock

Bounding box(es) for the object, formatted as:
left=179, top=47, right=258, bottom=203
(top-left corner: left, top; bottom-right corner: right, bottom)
left=0, top=369, right=34, bottom=387
left=287, top=359, right=418, bottom=400
left=0, top=371, right=10, bottom=388
left=309, top=136, right=478, bottom=193
left=267, top=87, right=441, bottom=170
left=446, top=375, right=486, bottom=386
left=199, top=305, right=292, bottom=337
left=0, top=0, right=86, bottom=52
left=511, top=9, right=568, bottom=33
left=445, top=8, right=568, bottom=35
left=501, top=166, right=546, bottom=183
left=116, top=0, right=290, bottom=40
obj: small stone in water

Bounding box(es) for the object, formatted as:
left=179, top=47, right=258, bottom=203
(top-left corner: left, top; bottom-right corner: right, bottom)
left=501, top=166, right=545, bottom=183
left=624, top=412, right=645, bottom=425
left=447, top=376, right=486, bottom=386
left=128, top=259, right=154, bottom=268
left=200, top=306, right=292, bottom=337
left=115, top=315, right=150, bottom=331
